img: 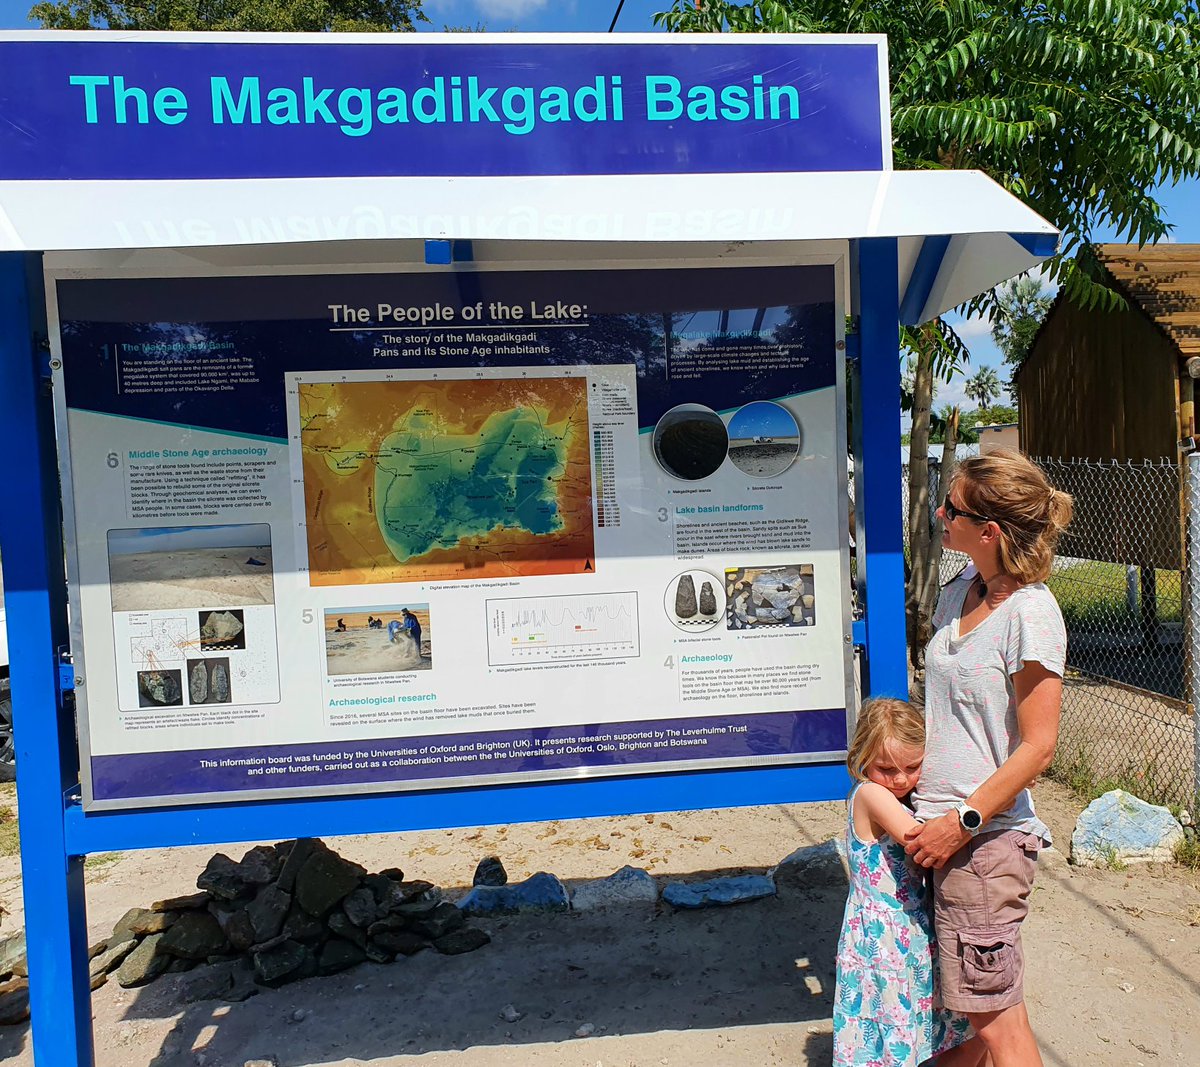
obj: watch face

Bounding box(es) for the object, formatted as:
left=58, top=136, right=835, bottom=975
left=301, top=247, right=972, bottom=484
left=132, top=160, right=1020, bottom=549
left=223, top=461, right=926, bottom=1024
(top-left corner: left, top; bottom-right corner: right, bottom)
left=962, top=807, right=983, bottom=829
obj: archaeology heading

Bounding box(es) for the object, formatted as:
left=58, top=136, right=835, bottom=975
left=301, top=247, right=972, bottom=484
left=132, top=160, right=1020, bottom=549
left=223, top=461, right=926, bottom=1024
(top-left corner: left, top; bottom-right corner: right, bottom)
left=0, top=38, right=887, bottom=179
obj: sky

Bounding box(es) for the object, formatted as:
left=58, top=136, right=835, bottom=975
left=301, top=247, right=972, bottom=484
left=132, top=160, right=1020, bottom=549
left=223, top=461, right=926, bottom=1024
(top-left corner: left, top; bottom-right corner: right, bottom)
left=2, top=0, right=1196, bottom=410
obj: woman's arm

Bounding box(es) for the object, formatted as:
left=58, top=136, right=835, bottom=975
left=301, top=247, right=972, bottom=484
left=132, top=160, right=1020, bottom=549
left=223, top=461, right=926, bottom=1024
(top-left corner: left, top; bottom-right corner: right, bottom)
left=854, top=781, right=923, bottom=842
left=904, top=661, right=1062, bottom=868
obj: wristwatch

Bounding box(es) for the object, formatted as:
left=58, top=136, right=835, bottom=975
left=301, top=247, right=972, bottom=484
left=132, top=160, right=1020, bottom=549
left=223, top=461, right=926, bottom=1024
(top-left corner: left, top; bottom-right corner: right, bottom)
left=955, top=804, right=984, bottom=836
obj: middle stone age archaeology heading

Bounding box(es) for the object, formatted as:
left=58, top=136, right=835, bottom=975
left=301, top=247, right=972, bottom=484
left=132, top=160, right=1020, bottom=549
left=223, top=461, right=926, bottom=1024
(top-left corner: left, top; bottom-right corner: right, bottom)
left=66, top=73, right=809, bottom=138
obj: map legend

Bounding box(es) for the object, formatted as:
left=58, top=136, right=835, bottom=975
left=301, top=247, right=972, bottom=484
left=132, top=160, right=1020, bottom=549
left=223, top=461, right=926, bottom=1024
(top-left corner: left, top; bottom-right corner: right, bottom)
left=593, top=426, right=621, bottom=528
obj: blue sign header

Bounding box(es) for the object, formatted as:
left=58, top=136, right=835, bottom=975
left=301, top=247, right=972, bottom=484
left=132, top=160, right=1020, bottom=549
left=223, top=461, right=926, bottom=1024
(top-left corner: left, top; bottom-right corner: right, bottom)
left=0, top=36, right=888, bottom=180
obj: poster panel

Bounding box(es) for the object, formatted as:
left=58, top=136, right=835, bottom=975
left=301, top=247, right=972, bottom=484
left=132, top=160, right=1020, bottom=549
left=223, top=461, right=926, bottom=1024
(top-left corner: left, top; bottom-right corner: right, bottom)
left=51, top=259, right=852, bottom=809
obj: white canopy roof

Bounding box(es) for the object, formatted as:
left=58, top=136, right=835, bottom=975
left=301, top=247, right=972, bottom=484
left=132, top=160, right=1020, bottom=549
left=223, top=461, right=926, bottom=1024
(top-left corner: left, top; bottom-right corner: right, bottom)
left=0, top=168, right=1056, bottom=324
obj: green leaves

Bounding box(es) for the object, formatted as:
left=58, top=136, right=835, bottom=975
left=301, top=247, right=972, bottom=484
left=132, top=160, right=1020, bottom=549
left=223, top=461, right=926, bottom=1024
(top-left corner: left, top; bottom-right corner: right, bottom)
left=30, top=0, right=428, bottom=32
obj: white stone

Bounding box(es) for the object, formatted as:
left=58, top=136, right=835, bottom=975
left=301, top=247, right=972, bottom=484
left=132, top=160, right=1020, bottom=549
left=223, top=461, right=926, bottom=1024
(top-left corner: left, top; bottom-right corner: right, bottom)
left=570, top=865, right=658, bottom=911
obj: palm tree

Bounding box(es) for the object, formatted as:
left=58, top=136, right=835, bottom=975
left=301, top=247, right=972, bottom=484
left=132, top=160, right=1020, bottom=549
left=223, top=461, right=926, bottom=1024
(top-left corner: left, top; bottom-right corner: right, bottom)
left=964, top=367, right=1001, bottom=412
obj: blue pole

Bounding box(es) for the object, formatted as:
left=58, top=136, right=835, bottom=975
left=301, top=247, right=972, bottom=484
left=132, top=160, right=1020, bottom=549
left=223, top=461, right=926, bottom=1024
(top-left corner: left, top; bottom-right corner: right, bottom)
left=0, top=253, right=94, bottom=1065
left=856, top=239, right=908, bottom=698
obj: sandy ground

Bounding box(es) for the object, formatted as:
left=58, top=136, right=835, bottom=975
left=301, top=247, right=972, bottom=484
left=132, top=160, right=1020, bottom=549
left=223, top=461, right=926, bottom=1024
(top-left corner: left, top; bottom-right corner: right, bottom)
left=0, top=778, right=1198, bottom=1066
left=727, top=440, right=800, bottom=478
left=109, top=549, right=275, bottom=611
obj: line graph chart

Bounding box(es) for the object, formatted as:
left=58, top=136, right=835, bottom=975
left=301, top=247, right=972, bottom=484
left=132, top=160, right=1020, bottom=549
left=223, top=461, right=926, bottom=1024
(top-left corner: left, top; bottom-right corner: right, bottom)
left=486, top=591, right=640, bottom=664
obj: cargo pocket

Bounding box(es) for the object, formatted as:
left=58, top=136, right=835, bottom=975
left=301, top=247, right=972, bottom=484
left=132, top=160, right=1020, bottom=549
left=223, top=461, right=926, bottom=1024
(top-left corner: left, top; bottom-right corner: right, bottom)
left=959, top=924, right=1019, bottom=996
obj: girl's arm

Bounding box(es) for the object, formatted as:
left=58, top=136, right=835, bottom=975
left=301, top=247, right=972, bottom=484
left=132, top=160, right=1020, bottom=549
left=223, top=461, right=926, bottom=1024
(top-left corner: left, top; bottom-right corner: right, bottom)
left=903, top=660, right=1062, bottom=867
left=853, top=781, right=923, bottom=842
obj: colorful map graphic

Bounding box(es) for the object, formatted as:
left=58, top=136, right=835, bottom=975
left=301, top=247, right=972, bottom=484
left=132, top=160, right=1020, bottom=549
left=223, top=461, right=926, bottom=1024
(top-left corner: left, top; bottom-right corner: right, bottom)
left=298, top=375, right=595, bottom=584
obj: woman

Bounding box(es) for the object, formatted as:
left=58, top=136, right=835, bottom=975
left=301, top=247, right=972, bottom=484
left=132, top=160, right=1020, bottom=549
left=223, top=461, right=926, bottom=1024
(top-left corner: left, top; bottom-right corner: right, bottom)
left=904, top=449, right=1072, bottom=1067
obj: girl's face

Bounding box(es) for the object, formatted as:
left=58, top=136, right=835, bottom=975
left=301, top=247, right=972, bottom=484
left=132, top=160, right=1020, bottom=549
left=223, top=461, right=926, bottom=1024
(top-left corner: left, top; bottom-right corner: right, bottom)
left=865, top=737, right=925, bottom=799
left=938, top=477, right=990, bottom=553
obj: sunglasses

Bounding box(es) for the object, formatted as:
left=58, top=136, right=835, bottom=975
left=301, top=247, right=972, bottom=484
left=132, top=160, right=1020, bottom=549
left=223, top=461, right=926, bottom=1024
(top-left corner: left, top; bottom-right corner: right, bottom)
left=944, top=497, right=990, bottom=524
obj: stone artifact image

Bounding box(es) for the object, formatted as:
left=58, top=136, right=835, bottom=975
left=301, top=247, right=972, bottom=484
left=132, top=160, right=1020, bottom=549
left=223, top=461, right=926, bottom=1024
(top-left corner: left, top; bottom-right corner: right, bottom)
left=652, top=403, right=728, bottom=481
left=137, top=668, right=183, bottom=708
left=725, top=564, right=816, bottom=629
left=323, top=606, right=432, bottom=676
left=674, top=574, right=698, bottom=618
left=187, top=657, right=233, bottom=705
left=727, top=401, right=802, bottom=479
left=107, top=523, right=274, bottom=612
left=664, top=570, right=725, bottom=631
left=199, top=609, right=247, bottom=651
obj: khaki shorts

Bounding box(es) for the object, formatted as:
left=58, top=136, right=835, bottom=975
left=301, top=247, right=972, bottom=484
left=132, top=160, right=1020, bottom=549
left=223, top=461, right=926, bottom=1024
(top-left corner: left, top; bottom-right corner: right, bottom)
left=932, top=829, right=1043, bottom=1013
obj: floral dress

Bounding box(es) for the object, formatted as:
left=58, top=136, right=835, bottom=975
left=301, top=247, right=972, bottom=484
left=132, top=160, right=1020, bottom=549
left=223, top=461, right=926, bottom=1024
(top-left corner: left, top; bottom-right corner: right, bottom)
left=833, top=785, right=972, bottom=1066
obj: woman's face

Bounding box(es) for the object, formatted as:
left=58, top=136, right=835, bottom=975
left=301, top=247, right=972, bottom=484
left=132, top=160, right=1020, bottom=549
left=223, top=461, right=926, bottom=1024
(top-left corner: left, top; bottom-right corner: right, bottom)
left=938, top=478, right=990, bottom=554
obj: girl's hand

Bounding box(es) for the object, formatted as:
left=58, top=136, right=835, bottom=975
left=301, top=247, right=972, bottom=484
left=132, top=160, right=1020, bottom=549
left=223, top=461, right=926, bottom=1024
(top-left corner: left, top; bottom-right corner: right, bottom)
left=903, top=812, right=970, bottom=868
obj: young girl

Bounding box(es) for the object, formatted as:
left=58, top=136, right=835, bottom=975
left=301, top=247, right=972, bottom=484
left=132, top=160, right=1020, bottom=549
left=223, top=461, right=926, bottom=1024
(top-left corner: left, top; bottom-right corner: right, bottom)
left=833, top=698, right=981, bottom=1067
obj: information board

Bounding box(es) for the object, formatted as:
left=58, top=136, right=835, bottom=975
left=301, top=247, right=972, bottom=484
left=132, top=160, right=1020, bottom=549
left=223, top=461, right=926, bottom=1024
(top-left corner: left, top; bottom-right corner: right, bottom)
left=50, top=258, right=852, bottom=809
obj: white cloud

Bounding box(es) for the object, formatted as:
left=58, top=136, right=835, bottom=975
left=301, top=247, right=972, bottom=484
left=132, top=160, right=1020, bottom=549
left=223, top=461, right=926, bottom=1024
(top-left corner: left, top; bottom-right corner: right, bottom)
left=952, top=313, right=992, bottom=339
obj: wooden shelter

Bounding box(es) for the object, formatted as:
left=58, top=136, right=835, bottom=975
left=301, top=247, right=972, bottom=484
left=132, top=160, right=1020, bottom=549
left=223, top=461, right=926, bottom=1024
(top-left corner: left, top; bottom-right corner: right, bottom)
left=1018, top=243, right=1200, bottom=570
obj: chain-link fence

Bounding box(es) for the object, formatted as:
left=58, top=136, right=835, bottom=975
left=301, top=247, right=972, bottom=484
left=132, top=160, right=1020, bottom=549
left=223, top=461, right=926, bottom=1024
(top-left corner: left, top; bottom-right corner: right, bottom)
left=901, top=455, right=1197, bottom=809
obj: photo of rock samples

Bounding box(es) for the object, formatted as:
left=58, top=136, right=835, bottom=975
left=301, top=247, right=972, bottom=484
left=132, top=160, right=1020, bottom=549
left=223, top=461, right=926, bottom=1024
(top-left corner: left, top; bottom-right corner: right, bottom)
left=187, top=657, right=232, bottom=705
left=652, top=404, right=729, bottom=481
left=725, top=564, right=816, bottom=629
left=664, top=570, right=726, bottom=631
left=324, top=606, right=433, bottom=676
left=726, top=401, right=802, bottom=478
left=136, top=668, right=183, bottom=708
left=107, top=524, right=274, bottom=612
left=199, top=608, right=247, bottom=651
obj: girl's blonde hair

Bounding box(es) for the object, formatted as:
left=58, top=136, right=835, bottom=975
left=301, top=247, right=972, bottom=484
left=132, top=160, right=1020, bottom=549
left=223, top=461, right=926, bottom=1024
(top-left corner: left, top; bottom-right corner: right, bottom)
left=847, top=697, right=926, bottom=783
left=951, top=448, right=1073, bottom=585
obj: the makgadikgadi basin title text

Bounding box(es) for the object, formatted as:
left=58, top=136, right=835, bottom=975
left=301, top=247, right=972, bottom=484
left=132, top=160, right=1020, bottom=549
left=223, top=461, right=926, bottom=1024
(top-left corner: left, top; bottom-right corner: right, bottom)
left=68, top=73, right=806, bottom=138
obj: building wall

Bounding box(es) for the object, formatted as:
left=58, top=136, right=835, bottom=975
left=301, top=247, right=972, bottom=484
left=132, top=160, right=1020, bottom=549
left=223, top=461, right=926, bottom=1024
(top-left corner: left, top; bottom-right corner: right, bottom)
left=1019, top=298, right=1178, bottom=463
left=977, top=424, right=1019, bottom=454
left=1019, top=299, right=1181, bottom=568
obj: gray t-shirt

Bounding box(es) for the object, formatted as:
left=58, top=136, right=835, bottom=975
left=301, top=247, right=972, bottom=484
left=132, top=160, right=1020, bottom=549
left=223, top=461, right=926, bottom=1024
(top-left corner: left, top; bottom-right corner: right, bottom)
left=912, top=567, right=1066, bottom=842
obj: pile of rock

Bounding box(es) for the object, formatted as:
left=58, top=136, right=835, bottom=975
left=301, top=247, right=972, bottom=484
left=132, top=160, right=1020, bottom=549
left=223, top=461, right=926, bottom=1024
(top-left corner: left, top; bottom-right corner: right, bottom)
left=87, top=838, right=489, bottom=1002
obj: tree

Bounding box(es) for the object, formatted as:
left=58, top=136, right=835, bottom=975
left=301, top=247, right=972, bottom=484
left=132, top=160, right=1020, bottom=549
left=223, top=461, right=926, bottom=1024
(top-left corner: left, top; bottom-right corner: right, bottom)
left=30, top=0, right=427, bottom=31
left=658, top=0, right=1200, bottom=670
left=992, top=275, right=1054, bottom=388
left=964, top=366, right=1001, bottom=410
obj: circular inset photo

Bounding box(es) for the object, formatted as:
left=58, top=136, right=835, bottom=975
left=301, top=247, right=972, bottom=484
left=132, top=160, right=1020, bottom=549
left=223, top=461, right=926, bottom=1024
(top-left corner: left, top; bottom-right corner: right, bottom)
left=652, top=404, right=729, bottom=481
left=727, top=401, right=802, bottom=478
left=664, top=569, right=726, bottom=631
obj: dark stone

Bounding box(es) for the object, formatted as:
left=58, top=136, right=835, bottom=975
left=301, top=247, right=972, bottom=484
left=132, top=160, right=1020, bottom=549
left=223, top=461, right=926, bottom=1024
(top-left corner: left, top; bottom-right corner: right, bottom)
left=317, top=938, right=366, bottom=976
left=282, top=905, right=326, bottom=944
left=88, top=937, right=137, bottom=981
left=371, top=930, right=427, bottom=957
left=212, top=905, right=257, bottom=952
left=342, top=886, right=379, bottom=928
left=294, top=848, right=365, bottom=917
left=363, top=873, right=398, bottom=907
left=197, top=853, right=255, bottom=902
left=159, top=911, right=229, bottom=960
left=363, top=942, right=393, bottom=965
left=130, top=910, right=177, bottom=937
left=391, top=897, right=440, bottom=920
left=252, top=939, right=312, bottom=987
left=205, top=953, right=240, bottom=965
left=327, top=912, right=367, bottom=949
left=407, top=902, right=465, bottom=940
left=115, top=933, right=171, bottom=988
left=165, top=957, right=199, bottom=973
left=433, top=927, right=491, bottom=955
left=473, top=856, right=508, bottom=887
left=112, top=907, right=155, bottom=943
left=239, top=844, right=285, bottom=885
left=699, top=581, right=717, bottom=615
left=247, top=885, right=291, bottom=944
left=152, top=891, right=210, bottom=912
left=275, top=838, right=322, bottom=893
left=674, top=574, right=697, bottom=618
left=180, top=960, right=245, bottom=1003
left=0, top=978, right=30, bottom=1025
left=366, top=915, right=409, bottom=938
left=457, top=872, right=569, bottom=915
left=379, top=867, right=405, bottom=882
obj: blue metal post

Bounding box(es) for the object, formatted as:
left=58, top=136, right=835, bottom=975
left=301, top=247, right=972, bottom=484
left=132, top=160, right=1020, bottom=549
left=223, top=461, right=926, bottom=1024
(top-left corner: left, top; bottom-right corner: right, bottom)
left=855, top=239, right=908, bottom=698
left=0, top=253, right=94, bottom=1065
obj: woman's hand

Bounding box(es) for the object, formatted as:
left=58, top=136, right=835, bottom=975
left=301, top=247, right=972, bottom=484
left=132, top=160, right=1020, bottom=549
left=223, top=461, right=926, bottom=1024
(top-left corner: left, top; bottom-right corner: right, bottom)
left=903, top=812, right=970, bottom=868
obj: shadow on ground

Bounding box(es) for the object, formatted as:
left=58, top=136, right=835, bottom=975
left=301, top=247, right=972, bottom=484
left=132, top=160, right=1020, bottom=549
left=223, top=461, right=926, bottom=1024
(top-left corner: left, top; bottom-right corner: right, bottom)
left=98, top=872, right=846, bottom=1065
